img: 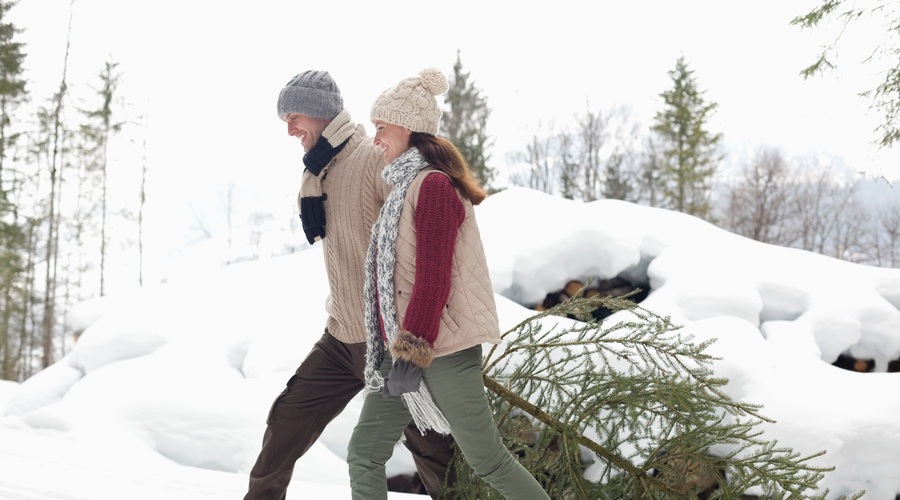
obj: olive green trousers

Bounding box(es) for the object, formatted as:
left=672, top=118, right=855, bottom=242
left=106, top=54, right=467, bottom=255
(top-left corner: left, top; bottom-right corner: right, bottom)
left=347, top=345, right=549, bottom=500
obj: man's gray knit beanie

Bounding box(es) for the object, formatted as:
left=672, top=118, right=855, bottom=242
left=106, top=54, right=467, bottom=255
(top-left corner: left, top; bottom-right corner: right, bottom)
left=277, top=70, right=343, bottom=120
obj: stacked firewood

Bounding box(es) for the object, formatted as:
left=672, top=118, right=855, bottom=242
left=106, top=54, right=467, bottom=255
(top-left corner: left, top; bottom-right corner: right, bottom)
left=532, top=276, right=650, bottom=321
left=833, top=353, right=900, bottom=373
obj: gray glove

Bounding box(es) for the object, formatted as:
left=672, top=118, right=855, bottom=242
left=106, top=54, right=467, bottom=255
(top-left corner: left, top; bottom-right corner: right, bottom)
left=382, top=359, right=423, bottom=397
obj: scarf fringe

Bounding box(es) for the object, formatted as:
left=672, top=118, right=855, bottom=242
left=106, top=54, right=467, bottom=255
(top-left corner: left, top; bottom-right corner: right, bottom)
left=364, top=371, right=384, bottom=394
left=402, top=384, right=452, bottom=435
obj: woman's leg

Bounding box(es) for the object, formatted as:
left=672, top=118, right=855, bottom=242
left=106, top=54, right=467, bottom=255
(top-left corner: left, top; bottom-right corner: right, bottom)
left=347, top=356, right=416, bottom=500
left=426, top=346, right=549, bottom=499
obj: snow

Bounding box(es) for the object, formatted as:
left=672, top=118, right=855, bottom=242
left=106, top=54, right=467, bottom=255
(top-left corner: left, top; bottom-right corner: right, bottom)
left=2, top=187, right=900, bottom=499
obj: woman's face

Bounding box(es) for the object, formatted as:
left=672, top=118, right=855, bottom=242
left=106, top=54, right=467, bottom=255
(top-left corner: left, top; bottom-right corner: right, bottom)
left=372, top=120, right=411, bottom=164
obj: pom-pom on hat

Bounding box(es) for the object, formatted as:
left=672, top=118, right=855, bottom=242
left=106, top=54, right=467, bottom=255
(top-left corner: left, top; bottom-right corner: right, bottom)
left=277, top=70, right=343, bottom=120
left=370, top=67, right=449, bottom=136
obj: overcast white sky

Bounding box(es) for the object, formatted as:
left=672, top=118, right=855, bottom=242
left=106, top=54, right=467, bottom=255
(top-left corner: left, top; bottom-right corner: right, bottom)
left=2, top=187, right=900, bottom=499
left=13, top=0, right=900, bottom=183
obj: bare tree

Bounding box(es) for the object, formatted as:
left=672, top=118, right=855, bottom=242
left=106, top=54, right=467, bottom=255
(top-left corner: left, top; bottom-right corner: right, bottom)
left=722, top=147, right=794, bottom=245
left=635, top=136, right=664, bottom=207
left=40, top=1, right=74, bottom=368
left=137, top=135, right=147, bottom=285
left=877, top=200, right=900, bottom=267
left=222, top=183, right=236, bottom=258
left=247, top=211, right=275, bottom=259
left=864, top=197, right=900, bottom=267
left=79, top=59, right=122, bottom=296
left=510, top=122, right=556, bottom=195
left=831, top=188, right=869, bottom=262
left=785, top=160, right=867, bottom=260
left=556, top=131, right=579, bottom=200
left=575, top=107, right=607, bottom=201
left=601, top=106, right=642, bottom=202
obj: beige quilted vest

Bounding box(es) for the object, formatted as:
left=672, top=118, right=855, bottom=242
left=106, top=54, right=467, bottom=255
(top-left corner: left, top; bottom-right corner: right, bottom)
left=391, top=169, right=501, bottom=358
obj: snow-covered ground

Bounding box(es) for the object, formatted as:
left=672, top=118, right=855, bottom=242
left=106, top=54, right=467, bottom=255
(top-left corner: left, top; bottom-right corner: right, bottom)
left=2, top=187, right=900, bottom=499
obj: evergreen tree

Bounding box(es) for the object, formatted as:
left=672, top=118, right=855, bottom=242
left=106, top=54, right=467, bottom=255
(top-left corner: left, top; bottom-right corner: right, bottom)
left=0, top=180, right=26, bottom=379
left=442, top=51, right=496, bottom=190
left=600, top=151, right=632, bottom=201
left=635, top=136, right=663, bottom=208
left=650, top=57, right=722, bottom=220
left=792, top=0, right=900, bottom=149
left=0, top=0, right=26, bottom=181
left=443, top=291, right=865, bottom=499
left=0, top=0, right=28, bottom=381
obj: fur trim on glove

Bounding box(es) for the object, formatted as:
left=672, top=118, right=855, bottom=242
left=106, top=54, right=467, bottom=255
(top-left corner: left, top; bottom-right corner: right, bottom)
left=391, top=330, right=435, bottom=368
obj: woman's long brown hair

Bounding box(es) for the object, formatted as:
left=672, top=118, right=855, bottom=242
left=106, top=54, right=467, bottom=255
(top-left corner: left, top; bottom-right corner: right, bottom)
left=410, top=133, right=487, bottom=205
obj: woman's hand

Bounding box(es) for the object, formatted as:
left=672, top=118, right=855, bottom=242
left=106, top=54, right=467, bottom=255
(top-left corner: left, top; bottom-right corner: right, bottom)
left=382, top=359, right=423, bottom=397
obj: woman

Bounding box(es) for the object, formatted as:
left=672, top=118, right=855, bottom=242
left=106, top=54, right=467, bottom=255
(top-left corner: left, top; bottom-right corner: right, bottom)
left=346, top=67, right=549, bottom=500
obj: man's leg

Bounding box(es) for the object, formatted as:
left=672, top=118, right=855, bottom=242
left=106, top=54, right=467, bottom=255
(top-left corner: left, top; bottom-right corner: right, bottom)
left=402, top=427, right=458, bottom=499
left=244, top=331, right=364, bottom=500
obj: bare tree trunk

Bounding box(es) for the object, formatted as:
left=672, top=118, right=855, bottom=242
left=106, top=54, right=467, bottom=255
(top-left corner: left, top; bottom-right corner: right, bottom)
left=138, top=137, right=147, bottom=286
left=22, top=216, right=37, bottom=379
left=881, top=202, right=900, bottom=267
left=40, top=0, right=73, bottom=368
left=577, top=108, right=607, bottom=202
left=99, top=134, right=107, bottom=296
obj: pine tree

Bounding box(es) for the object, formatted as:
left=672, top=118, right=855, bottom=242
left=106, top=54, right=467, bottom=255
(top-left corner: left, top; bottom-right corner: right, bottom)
left=0, top=0, right=28, bottom=381
left=0, top=184, right=26, bottom=379
left=650, top=57, right=722, bottom=220
left=442, top=51, right=496, bottom=190
left=0, top=0, right=26, bottom=182
left=792, top=0, right=900, bottom=149
left=442, top=290, right=864, bottom=499
left=601, top=151, right=632, bottom=201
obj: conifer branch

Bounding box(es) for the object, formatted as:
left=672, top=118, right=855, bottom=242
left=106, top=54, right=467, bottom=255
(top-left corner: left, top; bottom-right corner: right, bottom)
left=452, top=291, right=867, bottom=499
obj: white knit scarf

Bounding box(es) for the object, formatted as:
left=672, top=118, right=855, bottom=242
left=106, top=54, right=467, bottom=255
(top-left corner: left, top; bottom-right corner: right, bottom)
left=362, top=147, right=452, bottom=435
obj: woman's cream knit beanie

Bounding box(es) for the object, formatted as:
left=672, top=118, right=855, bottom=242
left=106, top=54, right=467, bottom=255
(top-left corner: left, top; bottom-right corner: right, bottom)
left=370, top=67, right=449, bottom=136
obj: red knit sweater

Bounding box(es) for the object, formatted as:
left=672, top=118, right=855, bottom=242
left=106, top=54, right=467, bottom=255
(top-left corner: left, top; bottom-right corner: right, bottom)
left=402, top=172, right=465, bottom=346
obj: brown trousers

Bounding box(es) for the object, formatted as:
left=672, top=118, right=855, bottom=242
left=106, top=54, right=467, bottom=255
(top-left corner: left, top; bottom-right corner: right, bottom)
left=243, top=331, right=457, bottom=500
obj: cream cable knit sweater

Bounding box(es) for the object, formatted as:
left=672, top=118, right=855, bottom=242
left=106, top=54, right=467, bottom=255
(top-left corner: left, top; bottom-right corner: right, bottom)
left=310, top=124, right=389, bottom=344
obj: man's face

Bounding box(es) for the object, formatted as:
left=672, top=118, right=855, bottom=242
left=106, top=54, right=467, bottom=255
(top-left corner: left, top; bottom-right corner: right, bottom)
left=283, top=113, right=328, bottom=153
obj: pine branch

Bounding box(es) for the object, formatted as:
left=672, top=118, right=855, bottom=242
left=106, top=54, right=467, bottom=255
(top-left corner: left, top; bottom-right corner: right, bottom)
left=459, top=292, right=866, bottom=499
left=483, top=373, right=683, bottom=496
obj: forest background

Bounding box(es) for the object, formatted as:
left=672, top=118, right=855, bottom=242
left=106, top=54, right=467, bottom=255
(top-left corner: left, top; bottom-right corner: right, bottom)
left=1, top=0, right=899, bottom=383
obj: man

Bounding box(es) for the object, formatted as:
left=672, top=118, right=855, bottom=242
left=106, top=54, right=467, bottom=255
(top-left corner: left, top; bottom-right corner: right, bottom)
left=243, top=70, right=456, bottom=500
